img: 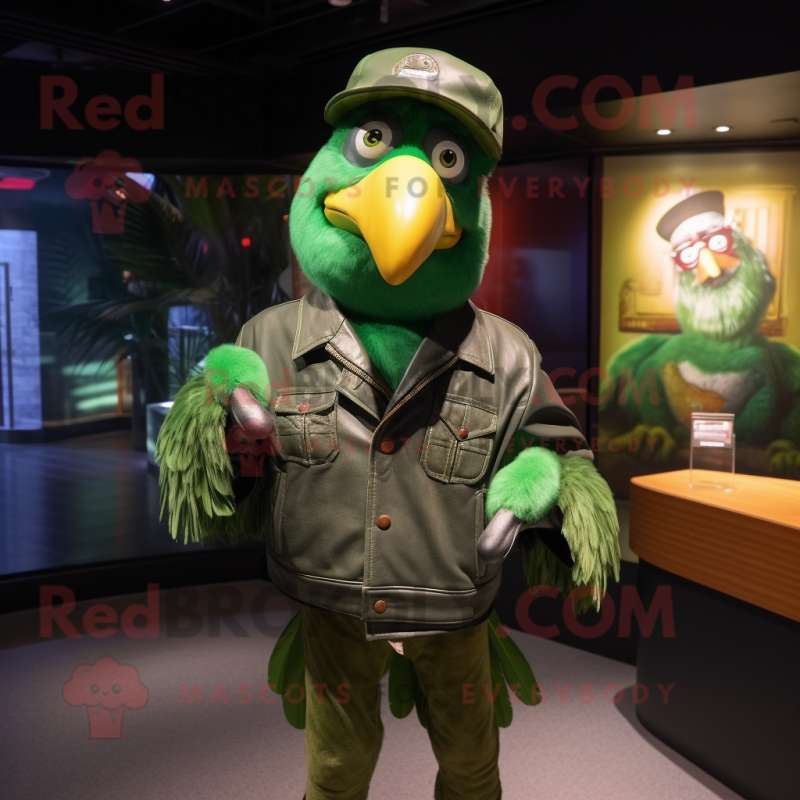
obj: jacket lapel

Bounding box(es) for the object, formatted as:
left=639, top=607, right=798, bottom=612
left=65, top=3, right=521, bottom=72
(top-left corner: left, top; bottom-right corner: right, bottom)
left=293, top=287, right=391, bottom=420
left=292, top=288, right=495, bottom=422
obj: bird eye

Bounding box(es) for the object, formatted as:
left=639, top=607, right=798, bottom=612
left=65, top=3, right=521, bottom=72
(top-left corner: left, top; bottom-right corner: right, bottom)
left=112, top=684, right=121, bottom=694
left=432, top=141, right=465, bottom=181
left=424, top=127, right=469, bottom=184
left=354, top=120, right=393, bottom=160
left=91, top=684, right=100, bottom=694
left=342, top=113, right=403, bottom=168
left=679, top=246, right=699, bottom=266
left=708, top=234, right=728, bottom=252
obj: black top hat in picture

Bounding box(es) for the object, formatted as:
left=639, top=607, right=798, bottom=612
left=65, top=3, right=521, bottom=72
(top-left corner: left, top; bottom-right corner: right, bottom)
left=656, top=190, right=725, bottom=242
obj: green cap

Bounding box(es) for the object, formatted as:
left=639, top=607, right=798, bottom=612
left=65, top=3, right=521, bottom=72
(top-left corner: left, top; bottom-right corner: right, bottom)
left=324, top=47, right=503, bottom=160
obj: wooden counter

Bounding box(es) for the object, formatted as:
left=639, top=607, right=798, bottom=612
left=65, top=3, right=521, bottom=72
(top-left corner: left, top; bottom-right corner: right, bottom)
left=630, top=469, right=800, bottom=623
left=630, top=469, right=799, bottom=800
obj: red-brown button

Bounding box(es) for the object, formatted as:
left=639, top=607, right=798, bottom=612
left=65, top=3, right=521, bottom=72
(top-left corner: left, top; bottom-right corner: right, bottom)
left=459, top=427, right=469, bottom=439
left=377, top=515, right=391, bottom=530
left=298, top=403, right=310, bottom=412
left=374, top=600, right=387, bottom=614
left=380, top=439, right=395, bottom=453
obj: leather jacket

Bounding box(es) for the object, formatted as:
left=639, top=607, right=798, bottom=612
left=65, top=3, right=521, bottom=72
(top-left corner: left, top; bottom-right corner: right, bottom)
left=235, top=286, right=588, bottom=640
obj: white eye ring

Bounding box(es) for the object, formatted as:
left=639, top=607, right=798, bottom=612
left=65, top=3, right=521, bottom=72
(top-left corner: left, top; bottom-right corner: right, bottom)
left=354, top=121, right=393, bottom=160
left=679, top=246, right=698, bottom=265
left=708, top=234, right=727, bottom=252
left=431, top=140, right=464, bottom=180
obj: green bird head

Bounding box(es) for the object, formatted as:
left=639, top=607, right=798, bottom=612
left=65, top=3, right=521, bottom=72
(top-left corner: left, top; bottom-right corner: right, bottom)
left=658, top=192, right=775, bottom=341
left=675, top=229, right=775, bottom=341
left=289, top=49, right=501, bottom=323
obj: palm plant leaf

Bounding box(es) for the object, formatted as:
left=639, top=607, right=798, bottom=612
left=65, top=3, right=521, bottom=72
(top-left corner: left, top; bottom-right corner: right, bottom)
left=45, top=175, right=290, bottom=402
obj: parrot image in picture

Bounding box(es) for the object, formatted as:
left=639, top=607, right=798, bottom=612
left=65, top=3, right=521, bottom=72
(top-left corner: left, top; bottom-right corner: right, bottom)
left=601, top=190, right=800, bottom=478
left=157, top=48, right=620, bottom=800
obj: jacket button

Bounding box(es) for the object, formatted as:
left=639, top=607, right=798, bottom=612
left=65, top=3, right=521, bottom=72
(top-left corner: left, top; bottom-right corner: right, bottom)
left=459, top=427, right=469, bottom=439
left=377, top=515, right=391, bottom=530
left=374, top=600, right=387, bottom=614
left=380, top=439, right=394, bottom=453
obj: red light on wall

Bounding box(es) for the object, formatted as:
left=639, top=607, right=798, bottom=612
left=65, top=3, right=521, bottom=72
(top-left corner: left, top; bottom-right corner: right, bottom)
left=241, top=237, right=251, bottom=248
left=0, top=178, right=36, bottom=190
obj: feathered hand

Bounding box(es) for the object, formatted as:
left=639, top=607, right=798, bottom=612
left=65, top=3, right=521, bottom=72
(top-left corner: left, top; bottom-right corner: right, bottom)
left=155, top=344, right=273, bottom=545
left=478, top=448, right=620, bottom=614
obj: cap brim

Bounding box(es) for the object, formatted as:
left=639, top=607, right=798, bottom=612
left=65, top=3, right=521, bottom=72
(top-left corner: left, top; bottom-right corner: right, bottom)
left=324, top=86, right=501, bottom=160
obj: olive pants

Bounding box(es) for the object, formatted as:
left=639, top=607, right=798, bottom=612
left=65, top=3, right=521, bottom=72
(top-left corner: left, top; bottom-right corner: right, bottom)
left=302, top=605, right=501, bottom=800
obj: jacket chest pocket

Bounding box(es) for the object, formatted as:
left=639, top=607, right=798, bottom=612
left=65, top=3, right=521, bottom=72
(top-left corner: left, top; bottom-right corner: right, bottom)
left=421, top=392, right=497, bottom=484
left=272, top=389, right=339, bottom=465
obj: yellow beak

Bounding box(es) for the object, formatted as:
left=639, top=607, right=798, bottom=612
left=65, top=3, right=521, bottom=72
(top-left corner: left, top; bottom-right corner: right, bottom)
left=323, top=155, right=462, bottom=286
left=695, top=247, right=721, bottom=284
left=695, top=246, right=740, bottom=285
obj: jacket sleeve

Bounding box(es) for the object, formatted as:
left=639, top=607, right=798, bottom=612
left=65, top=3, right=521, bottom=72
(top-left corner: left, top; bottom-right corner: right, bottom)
left=510, top=340, right=620, bottom=612
left=507, top=339, right=591, bottom=463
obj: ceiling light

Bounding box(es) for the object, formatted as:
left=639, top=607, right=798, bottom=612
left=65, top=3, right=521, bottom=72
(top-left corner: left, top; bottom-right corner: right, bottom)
left=714, top=125, right=731, bottom=132
left=656, top=129, right=672, bottom=136
left=328, top=0, right=353, bottom=6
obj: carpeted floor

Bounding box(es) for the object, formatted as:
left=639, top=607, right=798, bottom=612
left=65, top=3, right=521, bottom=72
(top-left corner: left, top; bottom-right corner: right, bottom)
left=0, top=580, right=744, bottom=800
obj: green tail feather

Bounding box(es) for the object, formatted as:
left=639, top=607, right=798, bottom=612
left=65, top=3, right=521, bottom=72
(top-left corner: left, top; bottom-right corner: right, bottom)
left=267, top=611, right=306, bottom=730
left=387, top=650, right=430, bottom=728
left=388, top=652, right=415, bottom=719
left=155, top=372, right=268, bottom=545
left=487, top=610, right=540, bottom=707
left=523, top=455, right=621, bottom=614
left=489, top=648, right=513, bottom=728
left=410, top=658, right=431, bottom=729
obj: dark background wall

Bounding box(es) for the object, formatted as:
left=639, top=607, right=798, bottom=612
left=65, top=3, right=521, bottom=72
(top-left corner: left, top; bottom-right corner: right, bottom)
left=2, top=0, right=800, bottom=166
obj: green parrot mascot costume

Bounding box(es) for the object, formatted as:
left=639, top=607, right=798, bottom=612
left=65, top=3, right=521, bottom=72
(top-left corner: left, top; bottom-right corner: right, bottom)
left=157, top=48, right=620, bottom=800
left=601, top=190, right=800, bottom=477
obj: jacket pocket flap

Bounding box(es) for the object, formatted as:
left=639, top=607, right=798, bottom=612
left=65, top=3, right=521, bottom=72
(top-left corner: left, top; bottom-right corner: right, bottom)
left=435, top=392, right=497, bottom=440
left=273, top=390, right=337, bottom=415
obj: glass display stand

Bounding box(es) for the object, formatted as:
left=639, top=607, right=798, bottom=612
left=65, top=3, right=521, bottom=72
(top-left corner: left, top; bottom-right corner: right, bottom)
left=689, top=412, right=735, bottom=491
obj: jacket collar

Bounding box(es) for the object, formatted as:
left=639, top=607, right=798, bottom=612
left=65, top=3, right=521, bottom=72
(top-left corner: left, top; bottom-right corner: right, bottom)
left=292, top=285, right=495, bottom=378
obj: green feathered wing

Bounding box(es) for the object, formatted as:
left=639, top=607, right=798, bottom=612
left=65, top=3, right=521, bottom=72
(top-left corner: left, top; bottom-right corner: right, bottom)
left=265, top=609, right=539, bottom=730
left=155, top=343, right=271, bottom=546
left=522, top=455, right=621, bottom=615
